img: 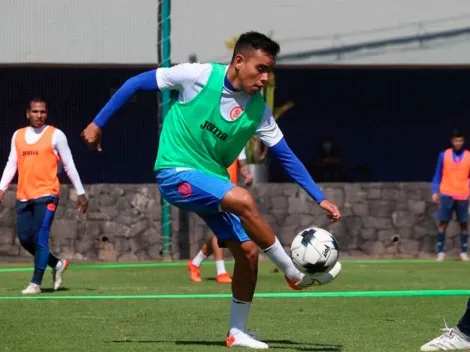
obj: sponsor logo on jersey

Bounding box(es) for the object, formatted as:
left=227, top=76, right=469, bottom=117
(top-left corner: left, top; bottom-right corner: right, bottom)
left=200, top=120, right=228, bottom=141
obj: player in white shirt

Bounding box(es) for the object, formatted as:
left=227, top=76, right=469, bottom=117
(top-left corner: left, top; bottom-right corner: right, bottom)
left=0, top=97, right=88, bottom=294
left=82, top=32, right=342, bottom=349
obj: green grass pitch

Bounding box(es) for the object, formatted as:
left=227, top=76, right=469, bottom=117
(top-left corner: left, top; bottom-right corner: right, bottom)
left=0, top=260, right=468, bottom=351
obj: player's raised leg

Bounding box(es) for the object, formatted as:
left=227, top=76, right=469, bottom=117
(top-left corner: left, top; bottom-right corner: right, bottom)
left=421, top=298, right=470, bottom=351
left=221, top=186, right=317, bottom=290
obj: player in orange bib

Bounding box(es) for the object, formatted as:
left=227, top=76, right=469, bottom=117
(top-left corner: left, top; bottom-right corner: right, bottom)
left=431, top=129, right=470, bottom=262
left=0, top=97, right=89, bottom=294
left=187, top=147, right=253, bottom=283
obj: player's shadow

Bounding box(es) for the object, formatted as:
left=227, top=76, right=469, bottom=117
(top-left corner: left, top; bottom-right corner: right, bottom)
left=41, top=287, right=70, bottom=293
left=267, top=340, right=341, bottom=351
left=109, top=339, right=342, bottom=351
left=206, top=277, right=223, bottom=282
left=3, top=287, right=68, bottom=292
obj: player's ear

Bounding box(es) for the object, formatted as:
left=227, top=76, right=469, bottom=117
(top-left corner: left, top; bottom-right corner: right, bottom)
left=234, top=54, right=244, bottom=70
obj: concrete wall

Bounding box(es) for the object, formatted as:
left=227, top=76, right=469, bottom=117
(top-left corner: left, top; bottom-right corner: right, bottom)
left=2, top=0, right=470, bottom=64
left=0, top=0, right=158, bottom=64
left=171, top=0, right=470, bottom=64
left=0, top=183, right=461, bottom=262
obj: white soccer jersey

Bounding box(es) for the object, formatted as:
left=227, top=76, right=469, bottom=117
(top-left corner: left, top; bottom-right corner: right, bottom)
left=156, top=63, right=283, bottom=147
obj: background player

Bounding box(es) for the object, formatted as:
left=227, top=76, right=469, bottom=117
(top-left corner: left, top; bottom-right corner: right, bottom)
left=431, top=129, right=470, bottom=261
left=0, top=97, right=88, bottom=294
left=81, top=32, right=342, bottom=349
left=421, top=300, right=470, bottom=350
left=187, top=147, right=252, bottom=284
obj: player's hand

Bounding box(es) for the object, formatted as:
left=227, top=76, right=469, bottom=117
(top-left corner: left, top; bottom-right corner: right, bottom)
left=76, top=194, right=89, bottom=213
left=0, top=190, right=4, bottom=203
left=81, top=122, right=103, bottom=152
left=240, top=165, right=253, bottom=186
left=319, top=200, right=341, bottom=222
left=432, top=193, right=440, bottom=204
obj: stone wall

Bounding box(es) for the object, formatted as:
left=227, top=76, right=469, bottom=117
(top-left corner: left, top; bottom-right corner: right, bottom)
left=0, top=183, right=462, bottom=262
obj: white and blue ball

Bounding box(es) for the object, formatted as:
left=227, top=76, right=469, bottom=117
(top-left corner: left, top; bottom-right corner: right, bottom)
left=290, top=227, right=339, bottom=274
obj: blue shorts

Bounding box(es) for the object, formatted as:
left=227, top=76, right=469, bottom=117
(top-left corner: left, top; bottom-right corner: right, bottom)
left=156, top=168, right=250, bottom=247
left=438, top=195, right=469, bottom=223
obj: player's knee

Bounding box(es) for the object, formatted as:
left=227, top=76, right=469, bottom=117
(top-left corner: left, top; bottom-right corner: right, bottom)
left=241, top=242, right=259, bottom=266
left=17, top=231, right=31, bottom=245
left=18, top=236, right=29, bottom=246
left=236, top=190, right=258, bottom=218
left=439, top=223, right=448, bottom=231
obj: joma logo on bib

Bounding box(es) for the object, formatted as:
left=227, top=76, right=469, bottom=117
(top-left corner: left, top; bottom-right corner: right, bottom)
left=200, top=120, right=228, bottom=141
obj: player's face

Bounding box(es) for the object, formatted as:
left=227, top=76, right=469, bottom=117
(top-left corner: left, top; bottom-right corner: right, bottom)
left=235, top=50, right=275, bottom=95
left=451, top=136, right=465, bottom=151
left=27, top=102, right=47, bottom=128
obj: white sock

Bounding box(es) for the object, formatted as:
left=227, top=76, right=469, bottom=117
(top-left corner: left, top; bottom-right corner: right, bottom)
left=264, top=237, right=303, bottom=281
left=229, top=298, right=251, bottom=335
left=55, top=260, right=63, bottom=271
left=191, top=251, right=207, bottom=267
left=216, top=260, right=227, bottom=275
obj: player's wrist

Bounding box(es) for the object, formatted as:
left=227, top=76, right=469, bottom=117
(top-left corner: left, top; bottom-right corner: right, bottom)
left=92, top=119, right=105, bottom=129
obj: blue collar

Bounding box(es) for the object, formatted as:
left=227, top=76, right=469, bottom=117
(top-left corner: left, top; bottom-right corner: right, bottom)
left=224, top=74, right=240, bottom=92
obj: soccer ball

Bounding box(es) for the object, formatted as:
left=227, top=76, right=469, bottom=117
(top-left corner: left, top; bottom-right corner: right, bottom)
left=290, top=227, right=339, bottom=274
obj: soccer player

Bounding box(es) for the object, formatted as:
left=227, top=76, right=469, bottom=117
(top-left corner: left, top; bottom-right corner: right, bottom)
left=187, top=148, right=252, bottom=284
left=431, top=129, right=470, bottom=261
left=420, top=301, right=470, bottom=350
left=0, top=97, right=88, bottom=294
left=81, top=31, right=342, bottom=349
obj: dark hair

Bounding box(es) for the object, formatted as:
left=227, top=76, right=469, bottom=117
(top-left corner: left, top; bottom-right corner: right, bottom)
left=27, top=96, right=47, bottom=110
left=231, top=31, right=280, bottom=62
left=451, top=129, right=464, bottom=138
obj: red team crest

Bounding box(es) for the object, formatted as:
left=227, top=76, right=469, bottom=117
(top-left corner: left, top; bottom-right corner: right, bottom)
left=229, top=106, right=244, bottom=121
left=178, top=182, right=192, bottom=198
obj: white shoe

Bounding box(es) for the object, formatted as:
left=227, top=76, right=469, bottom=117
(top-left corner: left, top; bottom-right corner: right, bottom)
left=421, top=326, right=470, bottom=351
left=22, top=283, right=41, bottom=295
left=311, top=261, right=342, bottom=285
left=437, top=253, right=445, bottom=262
left=52, top=259, right=69, bottom=290
left=460, top=253, right=469, bottom=262
left=286, top=261, right=342, bottom=290
left=226, top=331, right=269, bottom=349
